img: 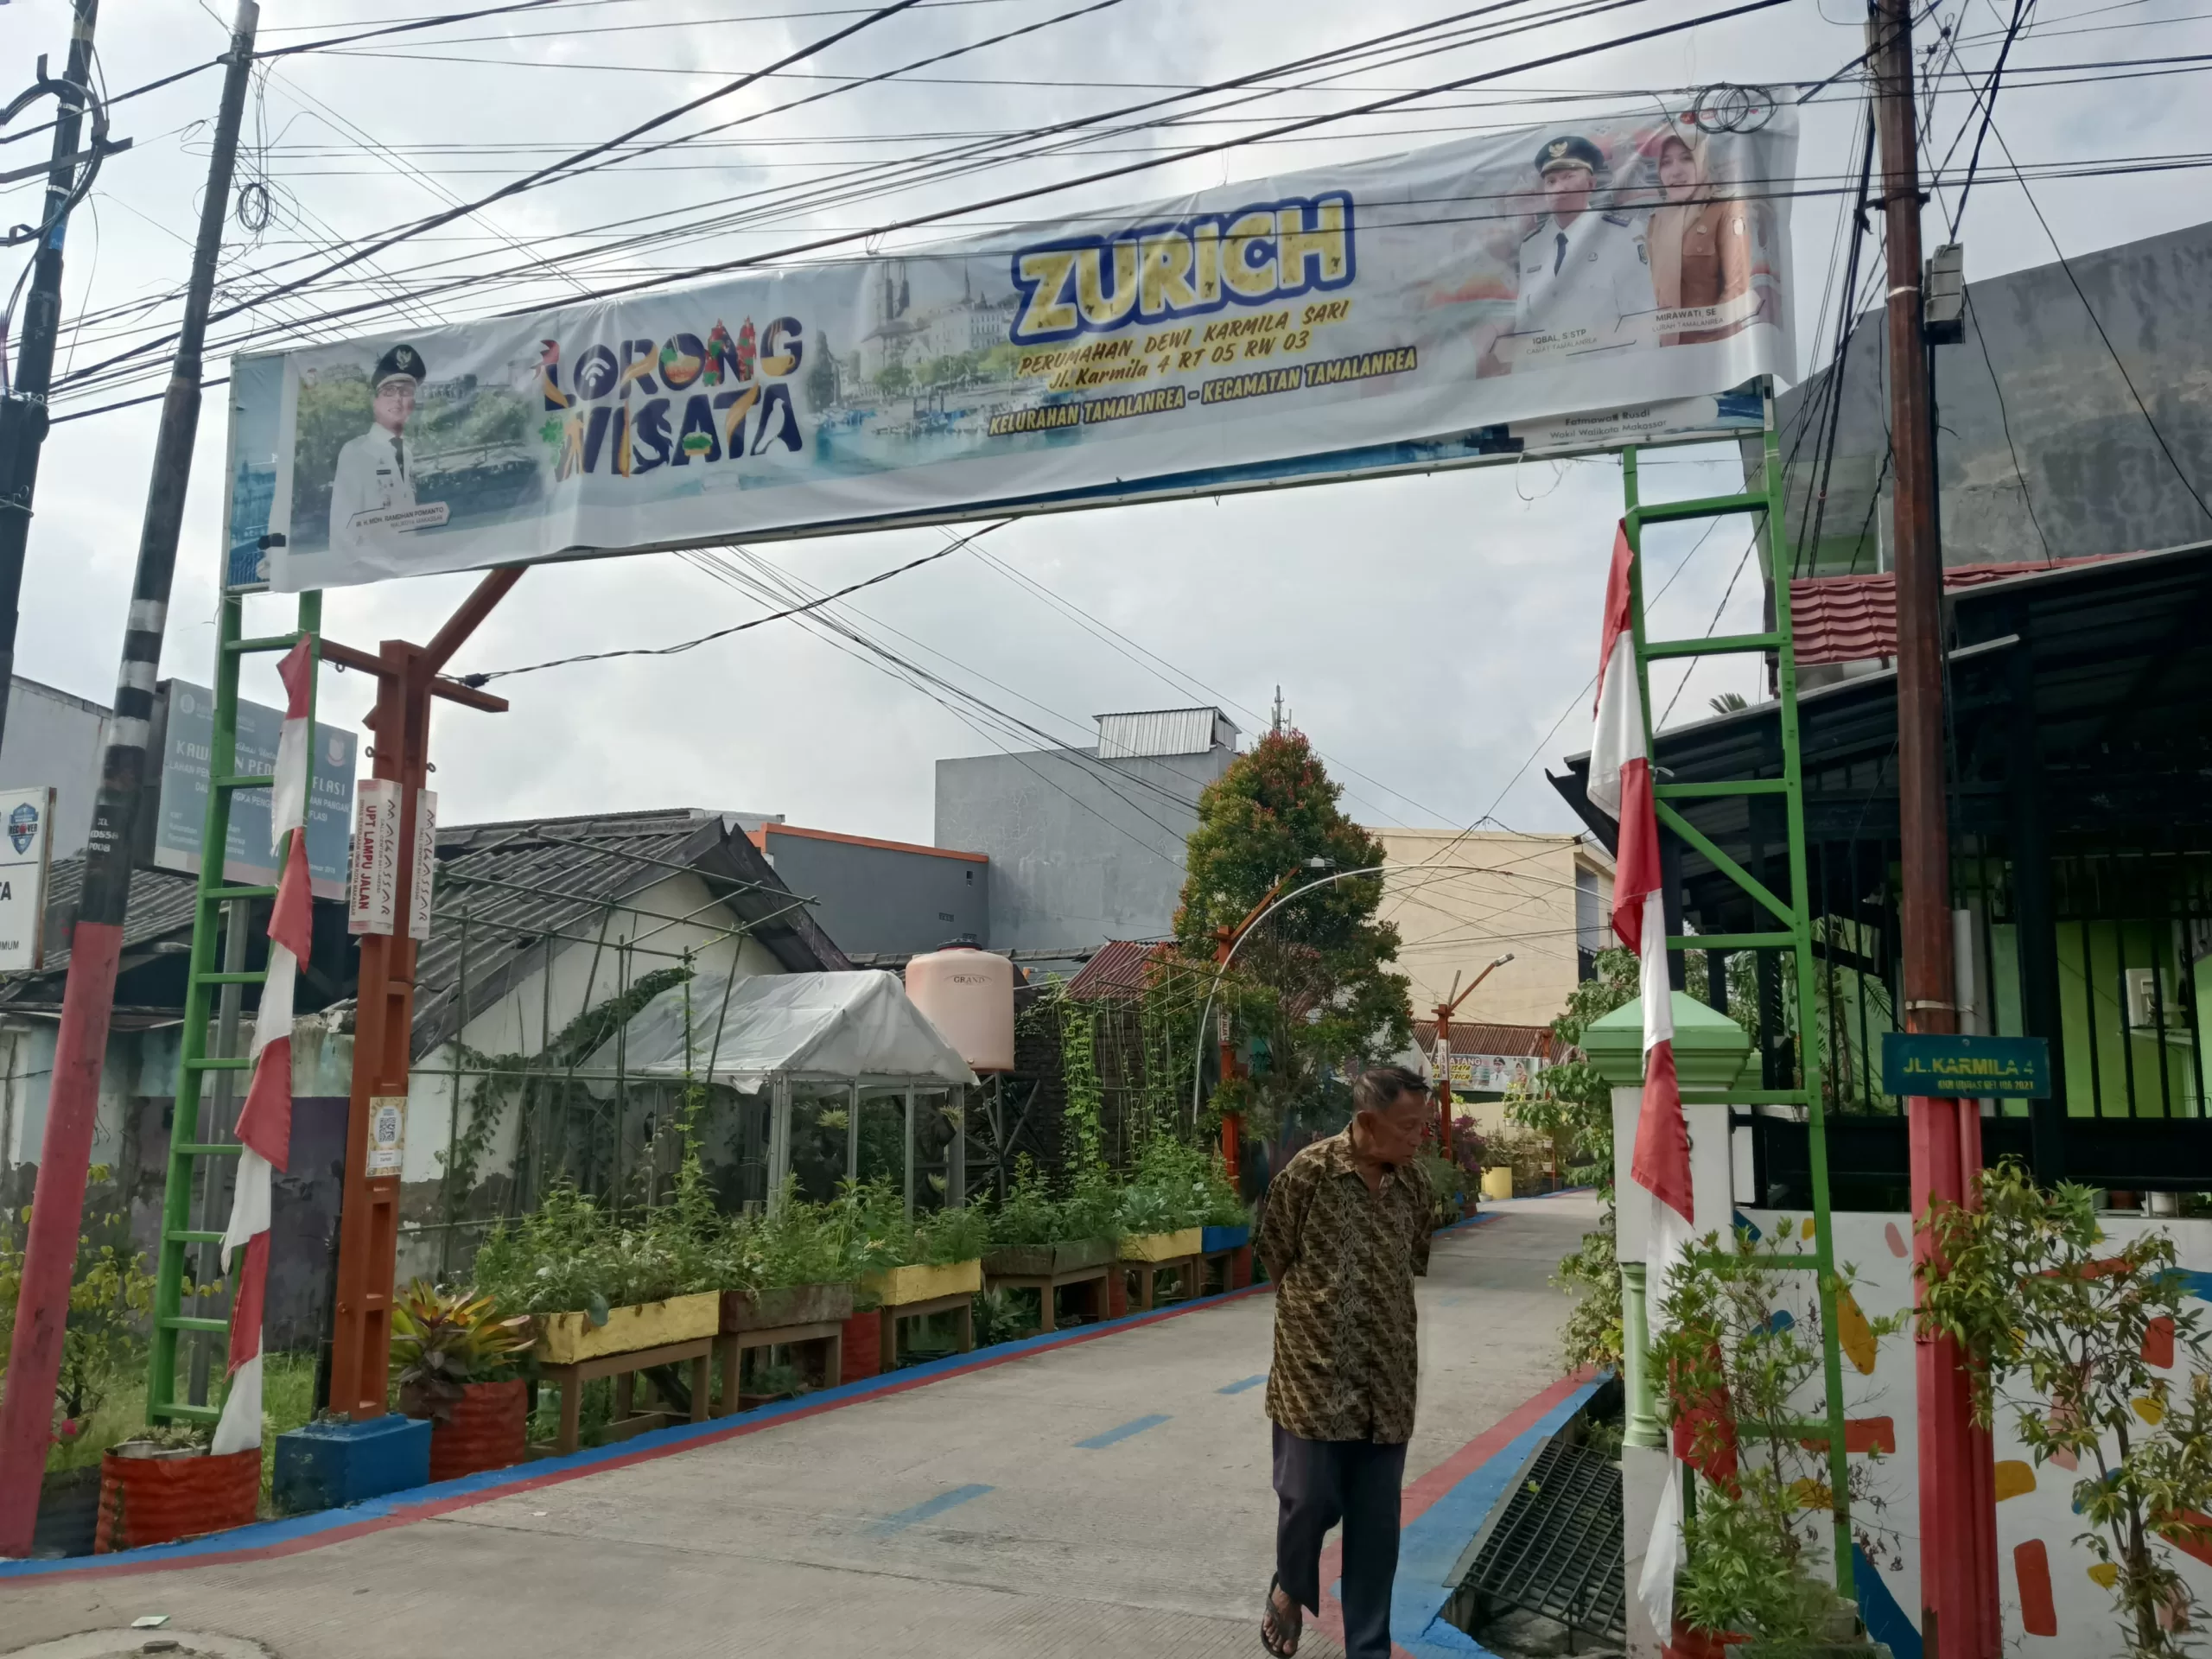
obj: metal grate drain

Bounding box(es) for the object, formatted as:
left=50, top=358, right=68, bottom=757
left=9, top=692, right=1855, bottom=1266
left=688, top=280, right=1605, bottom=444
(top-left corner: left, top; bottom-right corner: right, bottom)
left=1459, top=1433, right=1625, bottom=1644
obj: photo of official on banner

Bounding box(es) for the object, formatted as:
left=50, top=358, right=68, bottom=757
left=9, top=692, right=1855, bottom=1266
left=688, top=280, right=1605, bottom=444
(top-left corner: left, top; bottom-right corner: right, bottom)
left=227, top=104, right=1797, bottom=594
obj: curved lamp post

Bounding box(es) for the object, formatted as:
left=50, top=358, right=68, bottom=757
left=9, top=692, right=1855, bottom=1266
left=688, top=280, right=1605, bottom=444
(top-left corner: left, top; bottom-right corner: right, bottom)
left=1190, top=861, right=1389, bottom=1146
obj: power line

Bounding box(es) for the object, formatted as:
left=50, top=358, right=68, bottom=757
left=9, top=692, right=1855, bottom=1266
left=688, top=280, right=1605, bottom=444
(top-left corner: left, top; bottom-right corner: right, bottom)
left=463, top=524, right=1007, bottom=683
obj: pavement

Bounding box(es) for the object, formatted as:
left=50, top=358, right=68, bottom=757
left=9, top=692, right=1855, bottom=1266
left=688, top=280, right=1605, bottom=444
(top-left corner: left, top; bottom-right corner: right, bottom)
left=1, top=1194, right=1601, bottom=1659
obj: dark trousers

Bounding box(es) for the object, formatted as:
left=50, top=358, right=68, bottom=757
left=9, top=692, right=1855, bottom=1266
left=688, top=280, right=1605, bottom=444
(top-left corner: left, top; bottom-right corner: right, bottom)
left=1273, top=1422, right=1408, bottom=1659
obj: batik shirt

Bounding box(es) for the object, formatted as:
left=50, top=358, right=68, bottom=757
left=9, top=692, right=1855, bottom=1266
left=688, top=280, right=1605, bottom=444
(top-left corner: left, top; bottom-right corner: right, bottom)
left=1257, top=1132, right=1432, bottom=1444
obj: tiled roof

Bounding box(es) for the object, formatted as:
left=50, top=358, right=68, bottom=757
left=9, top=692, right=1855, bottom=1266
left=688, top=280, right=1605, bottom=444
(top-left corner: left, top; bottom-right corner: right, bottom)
left=1411, top=1019, right=1557, bottom=1058
left=1789, top=557, right=2119, bottom=665
left=29, top=858, right=202, bottom=977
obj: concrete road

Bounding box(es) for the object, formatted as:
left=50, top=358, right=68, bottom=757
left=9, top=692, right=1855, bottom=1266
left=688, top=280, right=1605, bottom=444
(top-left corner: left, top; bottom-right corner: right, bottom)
left=2, top=1197, right=1597, bottom=1659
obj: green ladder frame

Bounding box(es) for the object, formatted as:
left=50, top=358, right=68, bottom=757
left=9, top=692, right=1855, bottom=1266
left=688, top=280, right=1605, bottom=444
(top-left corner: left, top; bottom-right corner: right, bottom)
left=1621, top=380, right=1854, bottom=1596
left=145, top=590, right=322, bottom=1424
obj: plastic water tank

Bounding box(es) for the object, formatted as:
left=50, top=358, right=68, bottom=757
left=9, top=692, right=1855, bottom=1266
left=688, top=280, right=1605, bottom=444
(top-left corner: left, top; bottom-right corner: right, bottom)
left=906, top=946, right=1014, bottom=1072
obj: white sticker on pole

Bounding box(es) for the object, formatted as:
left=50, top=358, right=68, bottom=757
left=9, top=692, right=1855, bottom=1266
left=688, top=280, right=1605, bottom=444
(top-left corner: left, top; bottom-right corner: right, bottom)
left=348, top=779, right=400, bottom=936
left=410, top=787, right=437, bottom=943
left=0, top=786, right=55, bottom=972
left=367, top=1095, right=406, bottom=1175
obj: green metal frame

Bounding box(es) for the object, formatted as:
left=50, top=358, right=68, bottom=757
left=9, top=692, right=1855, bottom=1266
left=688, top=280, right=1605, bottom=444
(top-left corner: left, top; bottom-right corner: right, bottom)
left=1621, top=379, right=1854, bottom=1596
left=146, top=590, right=321, bottom=1423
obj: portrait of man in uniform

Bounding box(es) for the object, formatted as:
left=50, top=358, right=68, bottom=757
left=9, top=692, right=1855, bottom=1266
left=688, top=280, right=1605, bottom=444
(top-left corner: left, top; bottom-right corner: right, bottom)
left=327, top=343, right=428, bottom=557
left=1485, top=135, right=1658, bottom=372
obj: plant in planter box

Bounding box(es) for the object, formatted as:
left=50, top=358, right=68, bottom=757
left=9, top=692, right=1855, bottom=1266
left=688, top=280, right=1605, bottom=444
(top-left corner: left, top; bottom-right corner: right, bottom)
left=1919, top=1160, right=2212, bottom=1657
left=391, top=1281, right=531, bottom=1423
left=1650, top=1225, right=1906, bottom=1646
left=912, top=1198, right=989, bottom=1267
left=391, top=1281, right=534, bottom=1482
left=986, top=1159, right=1063, bottom=1249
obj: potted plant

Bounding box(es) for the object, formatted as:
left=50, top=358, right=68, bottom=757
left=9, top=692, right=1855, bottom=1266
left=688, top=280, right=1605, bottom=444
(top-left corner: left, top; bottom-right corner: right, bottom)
left=982, top=1160, right=1115, bottom=1278
left=868, top=1188, right=990, bottom=1308
left=95, top=1421, right=262, bottom=1554
left=391, top=1281, right=534, bottom=1481
left=1116, top=1139, right=1211, bottom=1264
left=470, top=1185, right=722, bottom=1366
left=719, top=1181, right=856, bottom=1334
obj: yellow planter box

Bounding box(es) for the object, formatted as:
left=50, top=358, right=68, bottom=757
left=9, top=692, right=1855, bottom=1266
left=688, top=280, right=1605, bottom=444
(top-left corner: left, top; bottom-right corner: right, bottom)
left=534, top=1291, right=721, bottom=1366
left=864, top=1259, right=983, bottom=1307
left=1120, top=1227, right=1202, bottom=1263
left=1481, top=1166, right=1515, bottom=1202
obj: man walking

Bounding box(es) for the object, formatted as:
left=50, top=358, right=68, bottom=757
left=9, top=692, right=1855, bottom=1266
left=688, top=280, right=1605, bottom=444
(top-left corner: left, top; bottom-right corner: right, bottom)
left=1258, top=1065, right=1434, bottom=1658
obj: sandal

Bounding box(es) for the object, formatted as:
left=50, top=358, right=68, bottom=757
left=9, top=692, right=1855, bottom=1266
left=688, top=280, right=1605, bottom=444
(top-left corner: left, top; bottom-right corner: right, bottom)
left=1262, top=1573, right=1302, bottom=1657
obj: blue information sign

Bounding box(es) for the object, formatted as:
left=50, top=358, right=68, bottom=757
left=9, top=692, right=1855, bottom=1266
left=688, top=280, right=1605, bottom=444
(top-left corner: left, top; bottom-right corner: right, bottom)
left=1880, top=1033, right=2051, bottom=1099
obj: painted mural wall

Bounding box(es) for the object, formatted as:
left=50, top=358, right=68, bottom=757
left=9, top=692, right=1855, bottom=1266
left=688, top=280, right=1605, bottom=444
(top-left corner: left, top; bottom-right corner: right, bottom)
left=1735, top=1205, right=2212, bottom=1658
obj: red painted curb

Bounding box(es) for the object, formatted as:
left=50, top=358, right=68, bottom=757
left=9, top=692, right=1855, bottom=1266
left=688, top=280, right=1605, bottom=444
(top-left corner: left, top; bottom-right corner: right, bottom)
left=16, top=1280, right=1274, bottom=1583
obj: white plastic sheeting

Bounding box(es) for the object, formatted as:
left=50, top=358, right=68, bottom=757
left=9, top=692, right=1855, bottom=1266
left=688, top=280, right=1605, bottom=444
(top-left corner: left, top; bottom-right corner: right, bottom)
left=582, top=969, right=978, bottom=1093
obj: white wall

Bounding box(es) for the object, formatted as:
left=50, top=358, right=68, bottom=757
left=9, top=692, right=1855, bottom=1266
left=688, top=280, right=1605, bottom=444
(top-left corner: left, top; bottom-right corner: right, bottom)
left=397, top=869, right=791, bottom=1194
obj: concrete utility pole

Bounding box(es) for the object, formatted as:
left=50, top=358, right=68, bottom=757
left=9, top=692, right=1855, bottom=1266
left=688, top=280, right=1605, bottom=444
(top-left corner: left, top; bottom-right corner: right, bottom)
left=0, top=0, right=115, bottom=763
left=1870, top=0, right=2000, bottom=1649
left=0, top=0, right=258, bottom=1559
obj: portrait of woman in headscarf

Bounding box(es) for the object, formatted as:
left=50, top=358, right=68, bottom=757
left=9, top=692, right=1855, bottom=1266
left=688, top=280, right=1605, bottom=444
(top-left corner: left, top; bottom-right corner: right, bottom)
left=1644, top=127, right=1767, bottom=346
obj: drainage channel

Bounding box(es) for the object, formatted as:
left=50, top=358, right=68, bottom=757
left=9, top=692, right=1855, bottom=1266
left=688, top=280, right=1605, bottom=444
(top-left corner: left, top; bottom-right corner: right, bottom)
left=1442, top=1376, right=1626, bottom=1658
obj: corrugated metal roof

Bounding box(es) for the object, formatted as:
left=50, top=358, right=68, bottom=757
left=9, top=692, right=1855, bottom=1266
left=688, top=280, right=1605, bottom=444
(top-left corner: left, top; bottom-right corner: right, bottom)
left=1064, top=938, right=1173, bottom=999
left=1094, top=707, right=1237, bottom=759
left=411, top=808, right=849, bottom=1058
left=3, top=808, right=850, bottom=1059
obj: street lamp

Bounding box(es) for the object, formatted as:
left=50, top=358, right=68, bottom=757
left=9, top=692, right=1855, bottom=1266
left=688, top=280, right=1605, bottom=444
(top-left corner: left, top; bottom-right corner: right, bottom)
left=1191, top=859, right=1376, bottom=1177
left=1205, top=855, right=1334, bottom=1185
left=1433, top=951, right=1514, bottom=1149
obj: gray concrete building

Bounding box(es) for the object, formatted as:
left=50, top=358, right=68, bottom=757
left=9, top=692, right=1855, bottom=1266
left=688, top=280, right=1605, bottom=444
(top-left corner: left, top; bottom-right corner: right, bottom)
left=935, top=708, right=1239, bottom=964
left=1778, top=219, right=2212, bottom=573
left=747, top=823, right=989, bottom=958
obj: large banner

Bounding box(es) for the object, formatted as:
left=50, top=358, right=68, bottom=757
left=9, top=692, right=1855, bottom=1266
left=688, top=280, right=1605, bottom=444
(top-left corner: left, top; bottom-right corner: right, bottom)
left=227, top=105, right=1796, bottom=593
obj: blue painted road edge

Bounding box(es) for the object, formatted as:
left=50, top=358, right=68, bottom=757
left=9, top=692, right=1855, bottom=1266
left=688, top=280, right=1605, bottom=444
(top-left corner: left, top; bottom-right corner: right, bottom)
left=1387, top=1376, right=1604, bottom=1659
left=2, top=1279, right=1272, bottom=1580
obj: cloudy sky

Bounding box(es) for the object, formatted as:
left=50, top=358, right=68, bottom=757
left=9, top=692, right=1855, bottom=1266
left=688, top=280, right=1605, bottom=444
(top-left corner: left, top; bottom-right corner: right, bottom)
left=3, top=0, right=2203, bottom=853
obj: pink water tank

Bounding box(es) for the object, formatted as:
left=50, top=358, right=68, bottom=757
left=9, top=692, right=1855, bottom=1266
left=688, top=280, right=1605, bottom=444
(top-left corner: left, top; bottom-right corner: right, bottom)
left=906, top=946, right=1014, bottom=1072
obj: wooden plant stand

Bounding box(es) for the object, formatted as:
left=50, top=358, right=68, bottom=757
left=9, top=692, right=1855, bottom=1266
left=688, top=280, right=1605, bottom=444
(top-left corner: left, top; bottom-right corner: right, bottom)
left=1125, top=1254, right=1204, bottom=1313
left=534, top=1335, right=713, bottom=1456
left=714, top=1319, right=844, bottom=1415
left=984, top=1262, right=1110, bottom=1333
left=880, top=1292, right=976, bottom=1369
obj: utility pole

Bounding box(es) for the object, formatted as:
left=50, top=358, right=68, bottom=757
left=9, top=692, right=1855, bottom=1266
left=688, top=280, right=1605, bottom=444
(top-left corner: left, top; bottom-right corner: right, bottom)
left=0, top=0, right=259, bottom=1559
left=0, top=0, right=114, bottom=763
left=1432, top=952, right=1513, bottom=1148
left=1871, top=0, right=1999, bottom=1651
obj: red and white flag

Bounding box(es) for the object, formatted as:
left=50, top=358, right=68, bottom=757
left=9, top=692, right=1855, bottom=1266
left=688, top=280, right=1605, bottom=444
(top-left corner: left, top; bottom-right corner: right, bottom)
left=1588, top=523, right=1696, bottom=1633
left=212, top=640, right=314, bottom=1456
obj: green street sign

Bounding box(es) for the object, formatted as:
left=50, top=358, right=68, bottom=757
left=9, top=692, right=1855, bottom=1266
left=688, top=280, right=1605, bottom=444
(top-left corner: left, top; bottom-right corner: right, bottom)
left=1880, top=1033, right=2051, bottom=1099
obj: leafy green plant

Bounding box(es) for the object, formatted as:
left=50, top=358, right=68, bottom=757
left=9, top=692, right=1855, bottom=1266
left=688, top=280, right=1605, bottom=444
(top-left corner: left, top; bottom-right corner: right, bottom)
left=1115, top=1136, right=1241, bottom=1235
left=972, top=1287, right=1039, bottom=1347
left=912, top=1201, right=989, bottom=1267
left=1650, top=1226, right=1906, bottom=1639
left=1919, top=1161, right=2212, bottom=1656
left=1554, top=1213, right=1624, bottom=1373
left=1058, top=1165, right=1124, bottom=1243
left=0, top=1169, right=155, bottom=1445
left=471, top=1184, right=700, bottom=1315
left=390, top=1281, right=533, bottom=1424
left=988, top=1159, right=1063, bottom=1248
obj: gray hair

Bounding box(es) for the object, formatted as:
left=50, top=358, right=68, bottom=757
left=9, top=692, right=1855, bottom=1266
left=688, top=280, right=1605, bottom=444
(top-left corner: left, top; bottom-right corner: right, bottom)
left=1352, top=1065, right=1428, bottom=1116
